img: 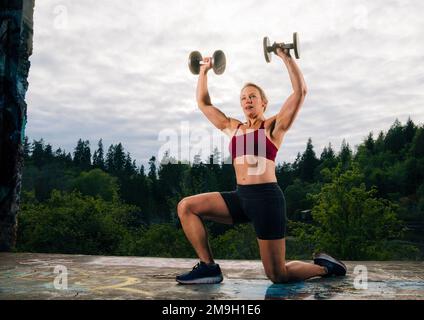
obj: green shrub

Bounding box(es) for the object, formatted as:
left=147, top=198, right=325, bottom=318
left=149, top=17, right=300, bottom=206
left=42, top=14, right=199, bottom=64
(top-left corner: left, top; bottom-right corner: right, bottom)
left=211, top=224, right=259, bottom=260
left=17, top=190, right=141, bottom=255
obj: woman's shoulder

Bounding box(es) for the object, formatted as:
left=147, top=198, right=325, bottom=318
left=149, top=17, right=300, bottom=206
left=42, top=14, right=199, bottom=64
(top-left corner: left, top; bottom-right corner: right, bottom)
left=227, top=117, right=244, bottom=129
left=222, top=118, right=243, bottom=138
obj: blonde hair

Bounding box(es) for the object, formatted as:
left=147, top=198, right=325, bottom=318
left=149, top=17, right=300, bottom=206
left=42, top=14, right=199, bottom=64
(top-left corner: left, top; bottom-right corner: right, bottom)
left=240, top=82, right=268, bottom=112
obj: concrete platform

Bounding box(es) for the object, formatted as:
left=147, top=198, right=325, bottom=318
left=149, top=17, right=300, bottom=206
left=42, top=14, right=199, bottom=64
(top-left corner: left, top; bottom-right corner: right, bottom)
left=0, top=253, right=423, bottom=300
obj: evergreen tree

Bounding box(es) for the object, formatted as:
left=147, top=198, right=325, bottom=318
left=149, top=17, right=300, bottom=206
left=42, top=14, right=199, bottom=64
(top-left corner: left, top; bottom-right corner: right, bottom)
left=315, top=143, right=337, bottom=182
left=105, top=143, right=126, bottom=175
left=54, top=148, right=72, bottom=166
left=339, top=139, right=352, bottom=170
left=146, top=156, right=161, bottom=223
left=73, top=139, right=91, bottom=170
left=404, top=117, right=416, bottom=144
left=31, top=139, right=45, bottom=168
left=93, top=139, right=105, bottom=170
left=412, top=127, right=424, bottom=158
left=365, top=133, right=374, bottom=153
left=105, top=145, right=115, bottom=172
left=285, top=178, right=312, bottom=220
left=148, top=156, right=157, bottom=182
left=139, top=164, right=146, bottom=178
left=320, top=143, right=337, bottom=168
left=65, top=152, right=73, bottom=164
left=291, top=152, right=302, bottom=177
left=404, top=157, right=420, bottom=195
left=124, top=152, right=137, bottom=177
left=158, top=156, right=186, bottom=222
left=45, top=144, right=53, bottom=163
left=113, top=143, right=126, bottom=174
left=276, top=162, right=294, bottom=191
left=374, top=131, right=385, bottom=153
left=384, top=119, right=405, bottom=154
left=54, top=147, right=63, bottom=158
left=299, top=138, right=319, bottom=182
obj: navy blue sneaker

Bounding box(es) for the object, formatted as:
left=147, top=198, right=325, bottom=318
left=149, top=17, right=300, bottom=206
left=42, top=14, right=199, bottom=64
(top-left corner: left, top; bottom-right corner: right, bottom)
left=313, top=252, right=347, bottom=277
left=176, top=261, right=224, bottom=284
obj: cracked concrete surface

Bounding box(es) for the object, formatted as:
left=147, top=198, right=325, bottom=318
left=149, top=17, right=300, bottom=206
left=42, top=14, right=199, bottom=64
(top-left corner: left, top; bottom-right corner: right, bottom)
left=0, top=253, right=423, bottom=300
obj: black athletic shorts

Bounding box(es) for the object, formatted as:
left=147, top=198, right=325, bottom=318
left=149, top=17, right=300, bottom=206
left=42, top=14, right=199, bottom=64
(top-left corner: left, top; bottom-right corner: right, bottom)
left=220, top=182, right=287, bottom=240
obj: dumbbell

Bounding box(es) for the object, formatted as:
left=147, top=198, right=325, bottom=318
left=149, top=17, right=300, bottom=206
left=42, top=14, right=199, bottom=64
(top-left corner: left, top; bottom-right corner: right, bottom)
left=263, top=32, right=300, bottom=62
left=188, top=50, right=226, bottom=75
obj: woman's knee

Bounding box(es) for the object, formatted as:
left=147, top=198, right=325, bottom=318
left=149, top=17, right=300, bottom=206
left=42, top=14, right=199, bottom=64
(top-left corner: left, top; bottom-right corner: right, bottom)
left=177, top=198, right=191, bottom=219
left=265, top=266, right=289, bottom=284
left=268, top=272, right=289, bottom=284
left=177, top=198, right=187, bottom=218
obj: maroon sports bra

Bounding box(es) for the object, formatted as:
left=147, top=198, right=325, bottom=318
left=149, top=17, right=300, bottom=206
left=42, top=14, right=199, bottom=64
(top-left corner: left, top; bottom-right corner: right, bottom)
left=229, top=121, right=278, bottom=162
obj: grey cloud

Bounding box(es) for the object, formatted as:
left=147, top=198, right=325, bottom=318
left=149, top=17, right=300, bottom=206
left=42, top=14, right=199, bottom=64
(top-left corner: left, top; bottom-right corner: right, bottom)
left=26, top=0, right=424, bottom=168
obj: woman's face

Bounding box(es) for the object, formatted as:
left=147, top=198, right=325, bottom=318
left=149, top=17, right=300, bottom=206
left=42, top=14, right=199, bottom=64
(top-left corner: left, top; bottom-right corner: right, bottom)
left=240, top=86, right=266, bottom=116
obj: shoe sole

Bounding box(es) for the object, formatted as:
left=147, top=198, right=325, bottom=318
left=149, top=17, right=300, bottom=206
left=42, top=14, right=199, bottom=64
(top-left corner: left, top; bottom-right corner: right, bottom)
left=313, top=253, right=347, bottom=276
left=176, top=275, right=223, bottom=285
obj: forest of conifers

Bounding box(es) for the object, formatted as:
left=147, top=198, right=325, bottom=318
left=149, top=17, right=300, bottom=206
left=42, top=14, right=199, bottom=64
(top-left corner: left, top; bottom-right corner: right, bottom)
left=16, top=118, right=424, bottom=260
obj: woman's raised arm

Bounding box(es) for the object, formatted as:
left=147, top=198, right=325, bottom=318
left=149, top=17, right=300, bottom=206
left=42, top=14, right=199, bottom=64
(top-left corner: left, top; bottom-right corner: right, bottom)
left=196, top=57, right=233, bottom=131
left=273, top=47, right=307, bottom=133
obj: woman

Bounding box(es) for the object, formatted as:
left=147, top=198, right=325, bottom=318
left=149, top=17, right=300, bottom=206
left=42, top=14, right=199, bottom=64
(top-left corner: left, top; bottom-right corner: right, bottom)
left=176, top=46, right=346, bottom=284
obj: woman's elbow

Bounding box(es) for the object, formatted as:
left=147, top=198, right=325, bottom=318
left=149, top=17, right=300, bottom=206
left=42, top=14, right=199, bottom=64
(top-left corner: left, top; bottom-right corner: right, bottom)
left=197, top=101, right=209, bottom=109
left=197, top=96, right=211, bottom=108
left=293, top=87, right=307, bottom=100
left=293, top=84, right=307, bottom=96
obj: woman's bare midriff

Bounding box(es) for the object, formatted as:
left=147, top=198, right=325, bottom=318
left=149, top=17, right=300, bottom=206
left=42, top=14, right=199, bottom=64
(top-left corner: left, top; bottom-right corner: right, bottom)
left=233, top=156, right=277, bottom=185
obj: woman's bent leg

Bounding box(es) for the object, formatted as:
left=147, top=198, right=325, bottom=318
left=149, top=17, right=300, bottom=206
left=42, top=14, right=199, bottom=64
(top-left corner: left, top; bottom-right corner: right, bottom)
left=257, top=238, right=326, bottom=283
left=177, top=192, right=233, bottom=264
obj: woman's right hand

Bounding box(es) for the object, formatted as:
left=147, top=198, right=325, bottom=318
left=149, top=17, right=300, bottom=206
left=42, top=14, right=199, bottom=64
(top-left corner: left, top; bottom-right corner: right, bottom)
left=200, top=57, right=213, bottom=74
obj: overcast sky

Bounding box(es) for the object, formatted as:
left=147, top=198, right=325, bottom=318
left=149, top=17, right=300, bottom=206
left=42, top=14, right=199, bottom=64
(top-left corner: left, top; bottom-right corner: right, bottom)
left=26, top=0, right=424, bottom=168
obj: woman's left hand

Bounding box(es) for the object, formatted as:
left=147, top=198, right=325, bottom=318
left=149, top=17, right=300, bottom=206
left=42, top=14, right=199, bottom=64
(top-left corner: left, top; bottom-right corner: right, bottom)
left=276, top=46, right=291, bottom=60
